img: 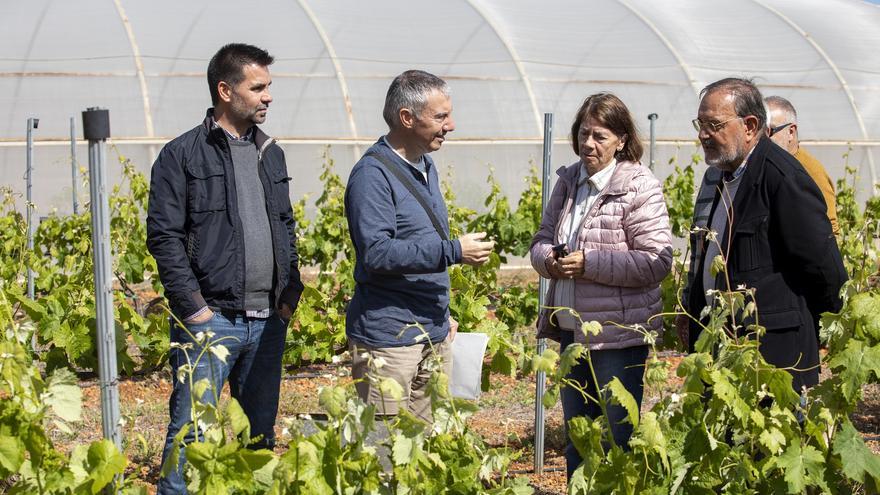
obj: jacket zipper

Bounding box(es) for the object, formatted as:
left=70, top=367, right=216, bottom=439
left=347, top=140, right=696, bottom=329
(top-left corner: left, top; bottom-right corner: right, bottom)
left=257, top=137, right=284, bottom=311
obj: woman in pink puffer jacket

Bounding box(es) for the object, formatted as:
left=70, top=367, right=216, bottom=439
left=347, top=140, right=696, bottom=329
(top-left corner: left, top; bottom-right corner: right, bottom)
left=529, top=93, right=672, bottom=480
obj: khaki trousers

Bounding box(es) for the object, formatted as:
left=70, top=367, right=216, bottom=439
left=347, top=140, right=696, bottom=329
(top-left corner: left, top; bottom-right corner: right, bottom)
left=350, top=339, right=453, bottom=423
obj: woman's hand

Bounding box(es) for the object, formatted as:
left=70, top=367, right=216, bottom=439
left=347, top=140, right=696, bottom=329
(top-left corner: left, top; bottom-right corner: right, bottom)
left=558, top=250, right=584, bottom=279
left=545, top=256, right=565, bottom=279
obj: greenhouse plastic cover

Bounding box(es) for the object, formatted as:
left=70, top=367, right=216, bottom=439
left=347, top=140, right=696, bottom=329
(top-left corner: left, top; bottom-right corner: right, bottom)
left=1, top=0, right=878, bottom=215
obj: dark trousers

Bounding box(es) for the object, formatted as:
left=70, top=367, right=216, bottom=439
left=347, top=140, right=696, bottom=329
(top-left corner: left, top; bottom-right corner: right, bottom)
left=559, top=331, right=649, bottom=481
left=157, top=311, right=288, bottom=494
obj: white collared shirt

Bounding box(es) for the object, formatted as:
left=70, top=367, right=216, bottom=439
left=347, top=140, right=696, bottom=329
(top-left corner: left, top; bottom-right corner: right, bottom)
left=554, top=159, right=617, bottom=331
left=559, top=160, right=617, bottom=250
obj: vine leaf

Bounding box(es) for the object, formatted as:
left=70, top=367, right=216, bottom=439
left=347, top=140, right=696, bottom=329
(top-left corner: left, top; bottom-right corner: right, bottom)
left=828, top=339, right=880, bottom=402
left=758, top=427, right=786, bottom=455
left=83, top=439, right=127, bottom=494
left=0, top=435, right=24, bottom=473
left=227, top=399, right=250, bottom=442
left=775, top=443, right=825, bottom=494
left=608, top=377, right=639, bottom=429
left=832, top=420, right=880, bottom=484
left=44, top=367, right=82, bottom=424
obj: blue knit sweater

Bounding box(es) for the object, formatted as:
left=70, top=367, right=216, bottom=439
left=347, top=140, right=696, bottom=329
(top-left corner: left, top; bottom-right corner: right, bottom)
left=344, top=139, right=462, bottom=347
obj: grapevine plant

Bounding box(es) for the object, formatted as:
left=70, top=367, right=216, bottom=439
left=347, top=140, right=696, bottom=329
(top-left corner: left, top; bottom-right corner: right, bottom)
left=529, top=196, right=880, bottom=493
left=159, top=322, right=533, bottom=494
left=2, top=146, right=879, bottom=493
left=0, top=284, right=137, bottom=494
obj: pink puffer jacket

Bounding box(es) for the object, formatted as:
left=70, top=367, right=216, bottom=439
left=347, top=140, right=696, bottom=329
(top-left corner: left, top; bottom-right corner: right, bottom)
left=530, top=160, right=673, bottom=349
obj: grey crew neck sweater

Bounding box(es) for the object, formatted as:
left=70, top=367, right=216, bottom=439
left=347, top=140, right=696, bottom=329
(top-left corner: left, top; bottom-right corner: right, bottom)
left=228, top=139, right=274, bottom=311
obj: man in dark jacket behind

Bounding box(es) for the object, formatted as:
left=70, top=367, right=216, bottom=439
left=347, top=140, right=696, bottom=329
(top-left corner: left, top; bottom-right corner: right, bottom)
left=147, top=43, right=303, bottom=494
left=344, top=70, right=494, bottom=423
left=680, top=77, right=846, bottom=392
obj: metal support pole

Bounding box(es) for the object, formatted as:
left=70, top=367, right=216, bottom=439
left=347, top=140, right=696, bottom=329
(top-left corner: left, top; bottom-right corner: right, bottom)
left=26, top=118, right=38, bottom=301
left=26, top=117, right=39, bottom=352
left=648, top=113, right=659, bottom=171
left=534, top=113, right=553, bottom=474
left=84, top=107, right=121, bottom=451
left=71, top=117, right=79, bottom=215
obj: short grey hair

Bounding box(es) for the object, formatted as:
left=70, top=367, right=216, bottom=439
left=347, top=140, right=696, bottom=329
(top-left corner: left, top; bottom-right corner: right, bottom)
left=764, top=95, right=798, bottom=129
left=382, top=70, right=450, bottom=129
left=700, top=77, right=767, bottom=131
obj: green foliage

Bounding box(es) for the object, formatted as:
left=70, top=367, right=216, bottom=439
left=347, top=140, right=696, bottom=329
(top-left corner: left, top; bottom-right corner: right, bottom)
left=161, top=331, right=531, bottom=493
left=3, top=150, right=165, bottom=375
left=661, top=153, right=697, bottom=239
left=444, top=179, right=533, bottom=384
left=6, top=146, right=880, bottom=493
left=657, top=153, right=699, bottom=351
left=835, top=159, right=880, bottom=291
left=821, top=290, right=880, bottom=413
left=533, top=221, right=880, bottom=494
left=0, top=284, right=133, bottom=494
left=285, top=150, right=352, bottom=365
left=0, top=187, right=27, bottom=284
left=468, top=166, right=542, bottom=259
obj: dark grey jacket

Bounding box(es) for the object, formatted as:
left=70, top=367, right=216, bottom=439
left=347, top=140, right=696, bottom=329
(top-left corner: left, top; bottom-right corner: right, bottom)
left=146, top=110, right=304, bottom=319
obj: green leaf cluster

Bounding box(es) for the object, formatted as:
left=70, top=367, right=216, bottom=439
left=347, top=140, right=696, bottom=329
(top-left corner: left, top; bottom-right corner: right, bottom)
left=2, top=150, right=165, bottom=375
left=0, top=286, right=134, bottom=494
left=533, top=268, right=880, bottom=494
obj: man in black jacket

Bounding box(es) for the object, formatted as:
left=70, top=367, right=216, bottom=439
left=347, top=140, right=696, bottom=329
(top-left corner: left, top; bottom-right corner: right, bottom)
left=147, top=43, right=303, bottom=494
left=681, top=78, right=846, bottom=392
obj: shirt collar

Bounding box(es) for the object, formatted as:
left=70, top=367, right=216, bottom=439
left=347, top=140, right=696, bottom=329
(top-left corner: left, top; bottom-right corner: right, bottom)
left=579, top=159, right=617, bottom=190
left=211, top=117, right=254, bottom=142
left=381, top=135, right=426, bottom=169
left=723, top=142, right=759, bottom=182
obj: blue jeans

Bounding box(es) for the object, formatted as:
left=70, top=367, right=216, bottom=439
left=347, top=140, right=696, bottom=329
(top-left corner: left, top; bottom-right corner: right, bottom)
left=157, top=311, right=288, bottom=494
left=559, top=331, right=648, bottom=481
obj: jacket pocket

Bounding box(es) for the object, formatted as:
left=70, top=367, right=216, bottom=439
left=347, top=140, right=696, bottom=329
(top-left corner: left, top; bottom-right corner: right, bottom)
left=274, top=176, right=292, bottom=215
left=731, top=215, right=767, bottom=272
left=266, top=165, right=292, bottom=215
left=186, top=163, right=226, bottom=212
left=748, top=271, right=803, bottom=330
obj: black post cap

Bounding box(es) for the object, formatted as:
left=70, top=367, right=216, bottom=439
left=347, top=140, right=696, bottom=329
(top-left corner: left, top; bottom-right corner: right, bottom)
left=82, top=107, right=111, bottom=140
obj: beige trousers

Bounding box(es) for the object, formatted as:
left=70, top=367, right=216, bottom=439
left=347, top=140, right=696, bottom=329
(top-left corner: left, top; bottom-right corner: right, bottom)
left=350, top=339, right=453, bottom=423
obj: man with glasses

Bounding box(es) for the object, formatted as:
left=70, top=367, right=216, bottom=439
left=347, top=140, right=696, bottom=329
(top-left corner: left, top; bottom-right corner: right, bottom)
left=765, top=95, right=839, bottom=234
left=679, top=78, right=846, bottom=393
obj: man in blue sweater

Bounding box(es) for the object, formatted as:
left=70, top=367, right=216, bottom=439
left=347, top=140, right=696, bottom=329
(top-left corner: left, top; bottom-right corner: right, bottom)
left=345, top=70, right=494, bottom=422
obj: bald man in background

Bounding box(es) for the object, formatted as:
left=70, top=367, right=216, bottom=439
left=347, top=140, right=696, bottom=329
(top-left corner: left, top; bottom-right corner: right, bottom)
left=765, top=96, right=839, bottom=235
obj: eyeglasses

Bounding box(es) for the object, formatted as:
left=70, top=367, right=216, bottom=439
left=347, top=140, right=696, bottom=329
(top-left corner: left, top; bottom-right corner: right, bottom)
left=691, top=116, right=742, bottom=133
left=769, top=122, right=793, bottom=137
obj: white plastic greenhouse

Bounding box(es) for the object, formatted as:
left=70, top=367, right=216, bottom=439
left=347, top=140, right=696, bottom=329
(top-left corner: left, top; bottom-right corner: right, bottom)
left=1, top=0, right=878, bottom=215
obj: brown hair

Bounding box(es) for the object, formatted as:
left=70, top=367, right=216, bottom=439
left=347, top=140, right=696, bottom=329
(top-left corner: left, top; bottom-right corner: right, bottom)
left=570, top=93, right=643, bottom=163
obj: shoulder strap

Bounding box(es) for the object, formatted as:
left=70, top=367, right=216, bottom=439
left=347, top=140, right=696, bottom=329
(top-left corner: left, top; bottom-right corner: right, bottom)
left=366, top=151, right=449, bottom=241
